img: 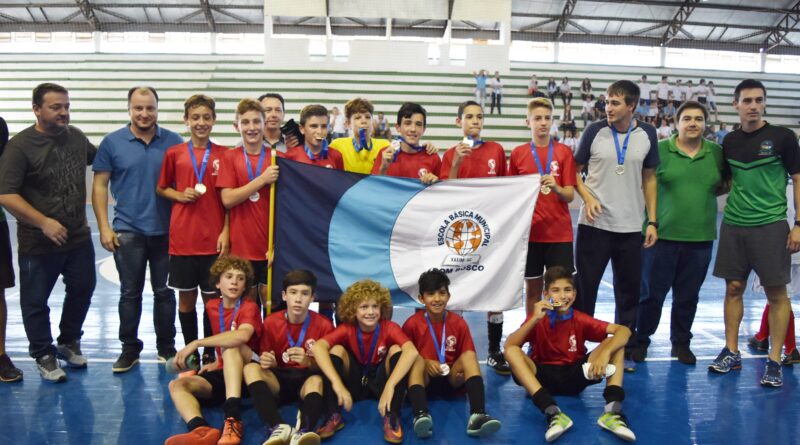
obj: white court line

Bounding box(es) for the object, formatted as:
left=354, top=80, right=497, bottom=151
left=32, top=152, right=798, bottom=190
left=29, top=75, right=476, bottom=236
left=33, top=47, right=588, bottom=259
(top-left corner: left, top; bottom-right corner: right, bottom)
left=7, top=357, right=163, bottom=364
left=600, top=280, right=614, bottom=289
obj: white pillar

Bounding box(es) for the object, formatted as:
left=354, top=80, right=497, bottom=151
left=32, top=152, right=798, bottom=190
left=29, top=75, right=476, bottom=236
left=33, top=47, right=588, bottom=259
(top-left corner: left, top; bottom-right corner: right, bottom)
left=760, top=51, right=767, bottom=73
left=659, top=46, right=666, bottom=67
left=263, top=15, right=274, bottom=64
left=93, top=31, right=101, bottom=53
left=554, top=41, right=560, bottom=63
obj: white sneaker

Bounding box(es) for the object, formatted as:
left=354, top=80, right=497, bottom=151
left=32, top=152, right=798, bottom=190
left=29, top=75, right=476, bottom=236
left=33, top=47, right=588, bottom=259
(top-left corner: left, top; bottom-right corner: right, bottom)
left=36, top=354, right=67, bottom=383
left=597, top=412, right=636, bottom=442
left=263, top=423, right=293, bottom=445
left=290, top=429, right=320, bottom=445
left=57, top=340, right=88, bottom=368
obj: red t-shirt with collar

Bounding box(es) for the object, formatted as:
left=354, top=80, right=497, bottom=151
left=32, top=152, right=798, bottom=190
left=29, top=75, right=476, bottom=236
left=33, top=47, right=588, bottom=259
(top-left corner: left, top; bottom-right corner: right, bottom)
left=370, top=148, right=442, bottom=179
left=522, top=309, right=609, bottom=366
left=284, top=145, right=344, bottom=170
left=259, top=310, right=335, bottom=369
left=322, top=319, right=410, bottom=367
left=440, top=141, right=506, bottom=179
left=402, top=310, right=475, bottom=365
left=205, top=298, right=261, bottom=366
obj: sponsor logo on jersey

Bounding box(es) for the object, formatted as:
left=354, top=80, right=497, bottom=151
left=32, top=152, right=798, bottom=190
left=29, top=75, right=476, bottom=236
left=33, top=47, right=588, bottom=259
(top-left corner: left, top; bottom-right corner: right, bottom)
left=758, top=140, right=774, bottom=156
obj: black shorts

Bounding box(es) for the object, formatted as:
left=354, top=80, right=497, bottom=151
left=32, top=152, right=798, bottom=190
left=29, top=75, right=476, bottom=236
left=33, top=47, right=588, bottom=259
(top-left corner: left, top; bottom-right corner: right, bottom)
left=426, top=375, right=465, bottom=398
left=697, top=97, right=707, bottom=105
left=512, top=355, right=600, bottom=396
left=657, top=99, right=668, bottom=110
left=271, top=367, right=316, bottom=404
left=0, top=220, right=14, bottom=289
left=251, top=260, right=269, bottom=286
left=713, top=220, right=791, bottom=286
left=525, top=242, right=575, bottom=279
left=199, top=369, right=250, bottom=406
left=168, top=254, right=217, bottom=294
left=343, top=350, right=390, bottom=401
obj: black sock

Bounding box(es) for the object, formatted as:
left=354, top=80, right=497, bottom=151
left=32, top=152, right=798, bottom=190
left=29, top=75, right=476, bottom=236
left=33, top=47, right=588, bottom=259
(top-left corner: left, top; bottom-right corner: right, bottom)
left=178, top=310, right=198, bottom=347
left=408, top=384, right=428, bottom=416
left=603, top=385, right=625, bottom=404
left=248, top=381, right=283, bottom=426
left=223, top=397, right=242, bottom=420
left=388, top=353, right=408, bottom=422
left=464, top=376, right=486, bottom=414
left=187, top=416, right=209, bottom=431
left=532, top=388, right=558, bottom=415
left=299, top=392, right=324, bottom=431
left=202, top=310, right=214, bottom=357
left=488, top=321, right=503, bottom=353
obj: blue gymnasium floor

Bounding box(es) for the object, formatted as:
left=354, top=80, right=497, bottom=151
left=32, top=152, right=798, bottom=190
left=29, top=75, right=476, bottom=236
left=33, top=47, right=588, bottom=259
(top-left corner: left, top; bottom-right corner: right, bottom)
left=1, top=207, right=798, bottom=445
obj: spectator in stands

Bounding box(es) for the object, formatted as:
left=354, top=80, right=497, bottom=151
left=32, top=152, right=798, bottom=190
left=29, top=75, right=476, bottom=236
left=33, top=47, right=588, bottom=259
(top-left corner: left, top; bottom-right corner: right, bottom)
left=580, top=78, right=592, bottom=101
left=550, top=118, right=561, bottom=142
left=663, top=99, right=676, bottom=123
left=0, top=83, right=97, bottom=382
left=562, top=128, right=579, bottom=154
left=581, top=94, right=595, bottom=128
left=635, top=99, right=649, bottom=121
left=656, top=76, right=670, bottom=116
left=707, top=81, right=719, bottom=122
left=638, top=75, right=651, bottom=107
left=715, top=122, right=729, bottom=144
left=594, top=94, right=607, bottom=120
left=474, top=70, right=488, bottom=108
left=672, top=79, right=685, bottom=109
left=375, top=111, right=391, bottom=139
left=331, top=106, right=347, bottom=139
left=560, top=105, right=577, bottom=135
left=93, top=86, right=183, bottom=373
left=490, top=71, right=503, bottom=115
left=704, top=124, right=716, bottom=141
left=695, top=79, right=708, bottom=107
left=559, top=77, right=573, bottom=106
left=684, top=80, right=694, bottom=102
left=528, top=74, right=539, bottom=96
left=657, top=119, right=672, bottom=140
left=547, top=77, right=558, bottom=104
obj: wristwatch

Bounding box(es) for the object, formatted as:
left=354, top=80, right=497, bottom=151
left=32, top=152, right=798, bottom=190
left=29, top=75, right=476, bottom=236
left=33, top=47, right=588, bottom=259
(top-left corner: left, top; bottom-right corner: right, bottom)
left=647, top=221, right=659, bottom=229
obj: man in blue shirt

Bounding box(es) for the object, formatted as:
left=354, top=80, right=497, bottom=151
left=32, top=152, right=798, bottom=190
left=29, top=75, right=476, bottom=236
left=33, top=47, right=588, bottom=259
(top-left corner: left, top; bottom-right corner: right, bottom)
left=715, top=122, right=730, bottom=145
left=92, top=86, right=183, bottom=373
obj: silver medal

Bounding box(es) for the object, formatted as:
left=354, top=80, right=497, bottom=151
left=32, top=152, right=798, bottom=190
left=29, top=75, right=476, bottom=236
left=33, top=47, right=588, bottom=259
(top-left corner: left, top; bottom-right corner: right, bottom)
left=282, top=351, right=290, bottom=363
left=541, top=185, right=551, bottom=195
left=462, top=137, right=474, bottom=148
left=249, top=192, right=260, bottom=202
left=615, top=165, right=625, bottom=175
left=439, top=363, right=450, bottom=376
left=194, top=183, right=207, bottom=194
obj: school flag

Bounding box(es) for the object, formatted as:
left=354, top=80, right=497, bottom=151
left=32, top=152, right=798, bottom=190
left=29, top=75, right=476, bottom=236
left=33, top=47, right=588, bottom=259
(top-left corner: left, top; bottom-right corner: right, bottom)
left=271, top=157, right=540, bottom=311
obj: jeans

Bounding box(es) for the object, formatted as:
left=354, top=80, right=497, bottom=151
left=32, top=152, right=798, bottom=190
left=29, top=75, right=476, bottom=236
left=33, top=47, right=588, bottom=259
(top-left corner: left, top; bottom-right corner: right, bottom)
left=475, top=88, right=487, bottom=108
left=490, top=92, right=502, bottom=114
left=636, top=240, right=712, bottom=346
left=114, top=231, right=175, bottom=353
left=19, top=239, right=95, bottom=359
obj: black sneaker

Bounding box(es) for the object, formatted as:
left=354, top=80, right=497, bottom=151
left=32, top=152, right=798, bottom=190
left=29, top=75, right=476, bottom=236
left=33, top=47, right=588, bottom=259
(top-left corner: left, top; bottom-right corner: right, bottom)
left=747, top=335, right=769, bottom=352
left=629, top=344, right=648, bottom=363
left=112, top=350, right=140, bottom=373
left=782, top=349, right=800, bottom=366
left=466, top=413, right=501, bottom=437
left=157, top=348, right=177, bottom=363
left=0, top=353, right=23, bottom=383
left=36, top=354, right=67, bottom=383
left=671, top=343, right=696, bottom=365
left=486, top=351, right=511, bottom=375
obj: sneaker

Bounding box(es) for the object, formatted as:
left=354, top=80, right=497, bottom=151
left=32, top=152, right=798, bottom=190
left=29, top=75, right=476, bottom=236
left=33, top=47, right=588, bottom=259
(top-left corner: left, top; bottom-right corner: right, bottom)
left=57, top=340, right=88, bottom=368
left=486, top=351, right=511, bottom=375
left=289, top=429, right=321, bottom=445
left=760, top=359, right=783, bottom=387
left=218, top=417, right=243, bottom=445
left=36, top=354, right=67, bottom=383
left=708, top=347, right=742, bottom=373
left=412, top=412, right=433, bottom=438
left=629, top=344, right=648, bottom=363
left=112, top=350, right=140, bottom=373
left=0, top=353, right=23, bottom=383
left=263, top=423, right=293, bottom=445
left=747, top=335, right=769, bottom=352
left=158, top=348, right=178, bottom=363
left=782, top=349, right=800, bottom=366
left=466, top=412, right=501, bottom=437
left=164, top=425, right=221, bottom=445
left=316, top=413, right=344, bottom=440
left=597, top=411, right=636, bottom=442
left=544, top=411, right=573, bottom=442
left=671, top=343, right=696, bottom=365
left=382, top=415, right=403, bottom=444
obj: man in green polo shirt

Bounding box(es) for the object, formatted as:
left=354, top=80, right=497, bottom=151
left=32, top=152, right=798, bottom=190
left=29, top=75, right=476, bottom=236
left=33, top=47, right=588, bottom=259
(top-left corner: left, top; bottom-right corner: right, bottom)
left=630, top=101, right=723, bottom=365
left=708, top=79, right=800, bottom=388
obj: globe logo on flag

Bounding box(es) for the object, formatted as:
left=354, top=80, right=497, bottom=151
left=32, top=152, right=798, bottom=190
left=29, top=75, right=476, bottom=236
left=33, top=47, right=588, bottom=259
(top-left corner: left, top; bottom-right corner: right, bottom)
left=445, top=219, right=484, bottom=255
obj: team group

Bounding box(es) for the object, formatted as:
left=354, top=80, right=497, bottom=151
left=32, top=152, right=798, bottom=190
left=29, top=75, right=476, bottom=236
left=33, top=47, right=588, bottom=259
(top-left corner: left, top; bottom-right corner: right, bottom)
left=0, top=76, right=797, bottom=445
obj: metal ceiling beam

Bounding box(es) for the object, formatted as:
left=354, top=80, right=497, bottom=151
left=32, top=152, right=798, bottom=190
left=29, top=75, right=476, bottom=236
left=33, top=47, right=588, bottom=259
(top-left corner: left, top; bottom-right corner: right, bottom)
left=0, top=21, right=262, bottom=33
left=519, top=17, right=559, bottom=32
left=566, top=19, right=590, bottom=34
left=661, top=0, right=700, bottom=46
left=555, top=0, right=577, bottom=40
left=199, top=0, right=215, bottom=32
left=345, top=16, right=368, bottom=27
left=629, top=22, right=668, bottom=36
left=212, top=8, right=252, bottom=24
left=39, top=7, right=49, bottom=23
left=0, top=11, right=16, bottom=21
left=175, top=9, right=203, bottom=23
left=75, top=0, right=100, bottom=31
left=0, top=3, right=261, bottom=9
left=573, top=0, right=797, bottom=15
left=727, top=29, right=770, bottom=43
left=62, top=10, right=83, bottom=22
left=93, top=6, right=136, bottom=22
left=515, top=13, right=777, bottom=34
left=762, top=0, right=800, bottom=52
left=292, top=16, right=313, bottom=25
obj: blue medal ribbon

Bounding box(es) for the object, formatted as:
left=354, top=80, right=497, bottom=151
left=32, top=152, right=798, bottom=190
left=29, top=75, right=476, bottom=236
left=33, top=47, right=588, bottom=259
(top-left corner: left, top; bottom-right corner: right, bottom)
left=424, top=311, right=447, bottom=365
left=392, top=136, right=425, bottom=162
left=286, top=312, right=311, bottom=349
left=242, top=145, right=267, bottom=182
left=610, top=119, right=635, bottom=169
left=219, top=298, right=242, bottom=333
left=188, top=141, right=212, bottom=185
left=547, top=307, right=573, bottom=329
left=466, top=136, right=484, bottom=147
left=354, top=128, right=373, bottom=153
left=356, top=322, right=381, bottom=380
left=529, top=139, right=554, bottom=176
left=304, top=139, right=329, bottom=161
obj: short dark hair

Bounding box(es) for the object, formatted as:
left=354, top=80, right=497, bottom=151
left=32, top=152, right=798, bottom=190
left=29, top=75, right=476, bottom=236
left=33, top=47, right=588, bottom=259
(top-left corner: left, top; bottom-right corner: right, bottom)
left=543, top=266, right=574, bottom=291
left=127, top=86, right=159, bottom=104
left=258, top=93, right=285, bottom=109
left=282, top=269, right=317, bottom=293
left=607, top=80, right=640, bottom=106
left=299, top=104, right=328, bottom=126
left=418, top=269, right=450, bottom=294
left=675, top=100, right=708, bottom=122
left=457, top=100, right=482, bottom=119
left=733, top=79, right=767, bottom=102
left=396, top=102, right=427, bottom=127
left=183, top=94, right=216, bottom=118
left=32, top=82, right=68, bottom=107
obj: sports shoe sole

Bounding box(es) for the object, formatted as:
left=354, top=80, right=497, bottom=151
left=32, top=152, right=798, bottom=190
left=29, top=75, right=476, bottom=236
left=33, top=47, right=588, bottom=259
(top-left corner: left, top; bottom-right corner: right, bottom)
left=597, top=418, right=636, bottom=442
left=292, top=433, right=322, bottom=445
left=56, top=350, right=88, bottom=369
left=467, top=419, right=501, bottom=437
left=760, top=379, right=783, bottom=388
left=413, top=416, right=433, bottom=438
left=707, top=363, right=741, bottom=374
left=0, top=371, right=23, bottom=383
left=112, top=358, right=140, bottom=373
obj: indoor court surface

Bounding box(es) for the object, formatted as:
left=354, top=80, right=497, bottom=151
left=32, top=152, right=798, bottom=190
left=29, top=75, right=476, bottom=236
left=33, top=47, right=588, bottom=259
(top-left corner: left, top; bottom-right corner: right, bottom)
left=1, top=208, right=797, bottom=445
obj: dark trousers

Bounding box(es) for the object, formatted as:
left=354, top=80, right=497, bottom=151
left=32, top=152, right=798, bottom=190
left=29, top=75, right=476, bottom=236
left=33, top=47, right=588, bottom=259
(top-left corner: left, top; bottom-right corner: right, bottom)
left=574, top=225, right=642, bottom=334
left=19, top=239, right=95, bottom=358
left=114, top=231, right=175, bottom=353
left=636, top=240, right=712, bottom=346
left=491, top=92, right=502, bottom=114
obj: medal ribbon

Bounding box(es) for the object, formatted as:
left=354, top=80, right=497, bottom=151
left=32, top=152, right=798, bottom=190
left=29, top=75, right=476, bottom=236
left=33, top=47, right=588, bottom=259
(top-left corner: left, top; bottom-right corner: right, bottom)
left=356, top=322, right=381, bottom=379
left=286, top=312, right=311, bottom=349
left=424, top=311, right=448, bottom=365
left=354, top=128, right=373, bottom=153
left=466, top=136, right=484, bottom=147
left=548, top=307, right=574, bottom=329
left=610, top=119, right=635, bottom=169
left=243, top=145, right=267, bottom=181
left=304, top=139, right=329, bottom=161
left=393, top=136, right=425, bottom=162
left=219, top=298, right=242, bottom=333
left=529, top=139, right=554, bottom=176
left=188, top=141, right=212, bottom=185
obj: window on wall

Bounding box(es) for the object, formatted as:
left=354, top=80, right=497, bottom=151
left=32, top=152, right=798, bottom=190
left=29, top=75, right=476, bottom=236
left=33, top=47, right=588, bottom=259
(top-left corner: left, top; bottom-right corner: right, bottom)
left=765, top=54, right=800, bottom=74
left=332, top=40, right=350, bottom=62
left=427, top=43, right=440, bottom=64
left=449, top=44, right=466, bottom=66
left=308, top=39, right=327, bottom=61
left=665, top=48, right=760, bottom=72
left=559, top=43, right=659, bottom=67
left=509, top=40, right=554, bottom=62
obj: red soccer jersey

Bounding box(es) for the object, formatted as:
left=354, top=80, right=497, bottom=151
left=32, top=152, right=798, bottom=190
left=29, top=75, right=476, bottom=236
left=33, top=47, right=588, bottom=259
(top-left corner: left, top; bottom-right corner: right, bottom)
left=522, top=309, right=609, bottom=366
left=370, top=148, right=442, bottom=179
left=508, top=141, right=577, bottom=243
left=259, top=310, right=335, bottom=369
left=205, top=298, right=262, bottom=366
left=402, top=310, right=475, bottom=365
left=158, top=142, right=228, bottom=255
left=216, top=147, right=275, bottom=261
left=322, top=319, right=410, bottom=367
left=284, top=145, right=344, bottom=170
left=440, top=141, right=506, bottom=179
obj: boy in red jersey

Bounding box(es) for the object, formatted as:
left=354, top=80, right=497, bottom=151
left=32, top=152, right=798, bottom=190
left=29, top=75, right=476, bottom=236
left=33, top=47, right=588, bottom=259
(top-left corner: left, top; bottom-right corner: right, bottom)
left=508, top=98, right=577, bottom=315
left=504, top=266, right=634, bottom=443
left=284, top=104, right=344, bottom=170
left=440, top=100, right=510, bottom=376
left=372, top=102, right=440, bottom=184
left=403, top=269, right=500, bottom=439
left=243, top=269, right=334, bottom=445
left=158, top=94, right=229, bottom=366
left=165, top=256, right=262, bottom=445
left=312, top=280, right=418, bottom=444
left=217, top=99, right=280, bottom=308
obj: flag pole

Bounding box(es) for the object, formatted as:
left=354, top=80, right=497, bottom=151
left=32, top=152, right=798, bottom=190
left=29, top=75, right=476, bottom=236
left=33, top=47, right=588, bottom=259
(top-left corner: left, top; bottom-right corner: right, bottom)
left=266, top=150, right=277, bottom=316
